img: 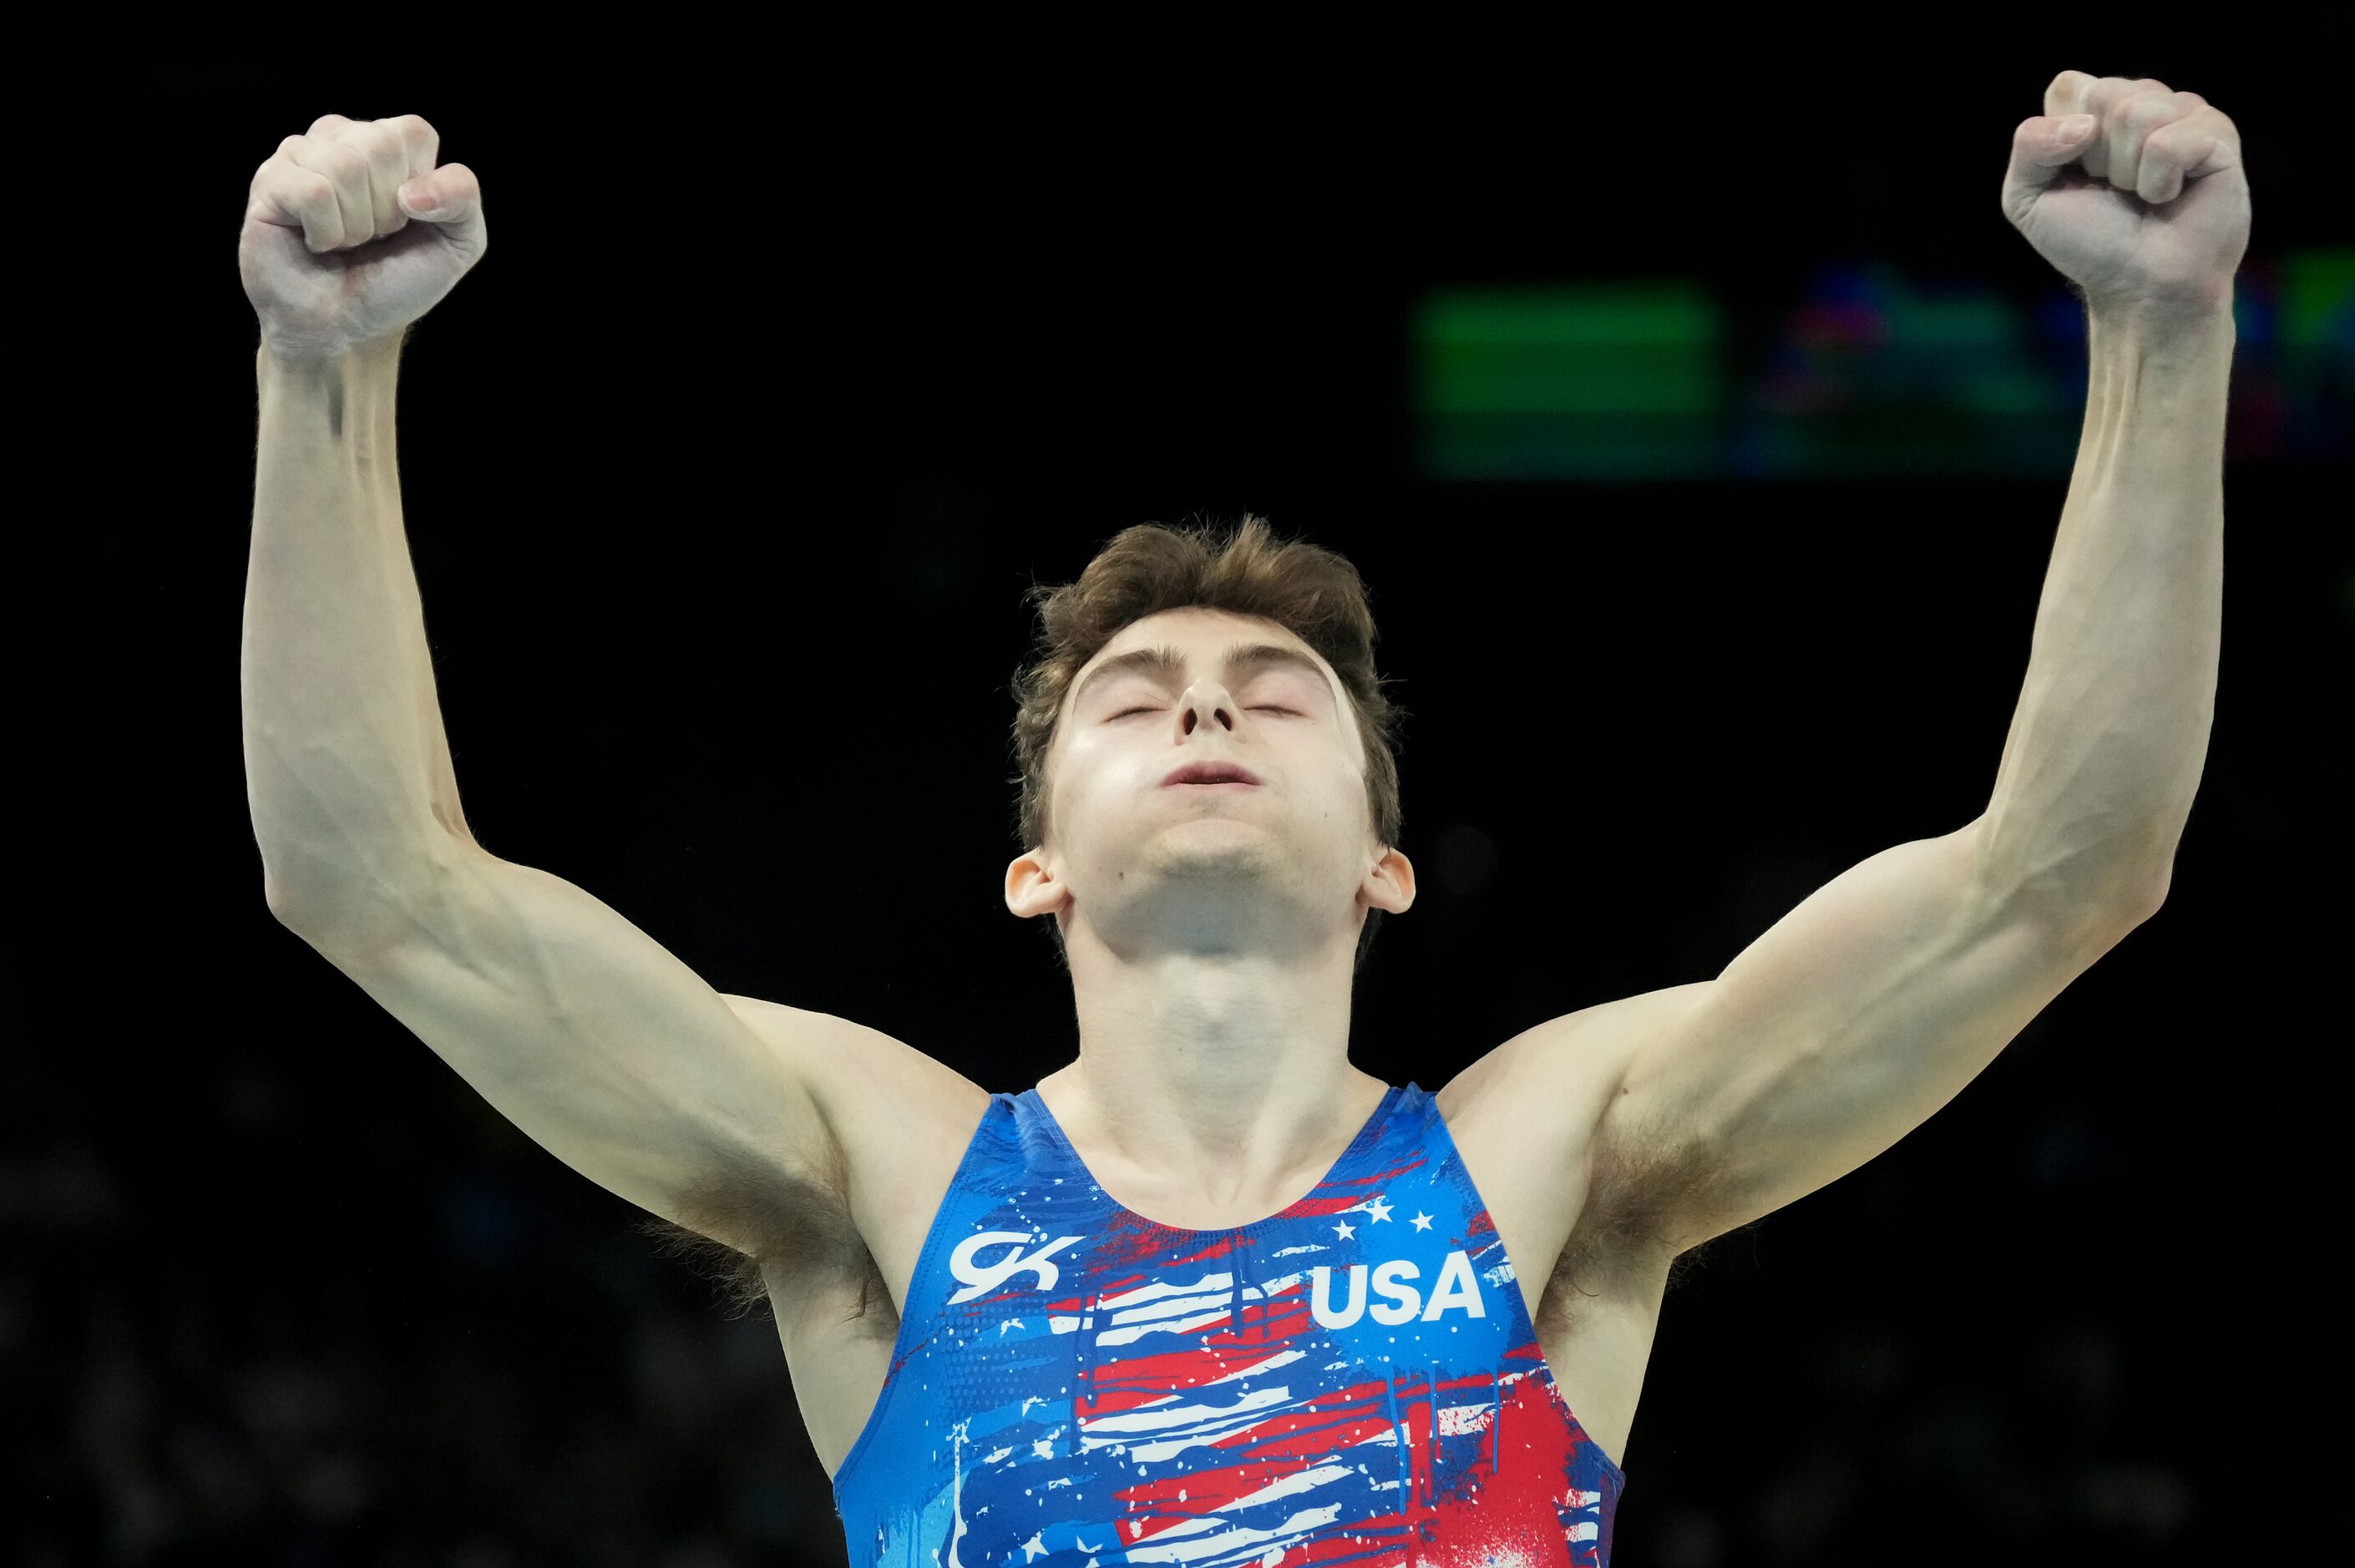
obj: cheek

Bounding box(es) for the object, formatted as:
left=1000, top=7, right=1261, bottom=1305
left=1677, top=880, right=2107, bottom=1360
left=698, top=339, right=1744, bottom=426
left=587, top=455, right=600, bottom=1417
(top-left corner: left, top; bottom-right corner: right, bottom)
left=1052, top=738, right=1124, bottom=827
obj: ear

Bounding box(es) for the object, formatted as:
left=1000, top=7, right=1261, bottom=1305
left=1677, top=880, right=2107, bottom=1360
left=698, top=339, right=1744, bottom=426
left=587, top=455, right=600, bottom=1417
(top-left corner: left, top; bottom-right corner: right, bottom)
left=1005, top=847, right=1071, bottom=920
left=1359, top=846, right=1416, bottom=916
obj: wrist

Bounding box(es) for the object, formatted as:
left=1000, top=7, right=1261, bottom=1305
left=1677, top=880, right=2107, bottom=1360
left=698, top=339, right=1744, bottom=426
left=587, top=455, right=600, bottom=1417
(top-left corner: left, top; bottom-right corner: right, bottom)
left=257, top=327, right=407, bottom=374
left=2084, top=290, right=2236, bottom=393
left=2085, top=282, right=2236, bottom=348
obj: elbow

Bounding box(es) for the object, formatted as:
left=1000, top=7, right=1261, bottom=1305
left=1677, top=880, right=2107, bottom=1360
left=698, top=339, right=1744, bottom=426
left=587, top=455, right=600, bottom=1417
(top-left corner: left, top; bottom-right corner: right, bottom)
left=259, top=844, right=350, bottom=935
left=261, top=862, right=312, bottom=929
left=263, top=867, right=348, bottom=943
left=2049, top=862, right=2170, bottom=953
left=1968, top=817, right=2174, bottom=946
left=2128, top=858, right=2172, bottom=923
left=2082, top=848, right=2173, bottom=933
left=258, top=846, right=461, bottom=953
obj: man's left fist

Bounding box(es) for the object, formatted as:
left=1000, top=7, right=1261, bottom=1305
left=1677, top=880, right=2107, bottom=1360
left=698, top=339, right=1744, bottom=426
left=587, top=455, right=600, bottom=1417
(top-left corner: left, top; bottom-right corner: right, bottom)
left=2002, top=71, right=2249, bottom=315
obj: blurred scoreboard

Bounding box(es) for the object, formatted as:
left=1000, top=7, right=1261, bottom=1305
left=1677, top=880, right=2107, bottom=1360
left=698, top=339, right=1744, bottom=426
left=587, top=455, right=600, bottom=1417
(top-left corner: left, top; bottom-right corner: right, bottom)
left=1416, top=250, right=2352, bottom=480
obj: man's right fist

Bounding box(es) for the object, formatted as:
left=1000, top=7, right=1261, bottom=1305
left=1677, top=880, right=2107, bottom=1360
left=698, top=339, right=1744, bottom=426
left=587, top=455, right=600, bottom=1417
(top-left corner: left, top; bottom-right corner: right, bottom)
left=240, top=114, right=487, bottom=362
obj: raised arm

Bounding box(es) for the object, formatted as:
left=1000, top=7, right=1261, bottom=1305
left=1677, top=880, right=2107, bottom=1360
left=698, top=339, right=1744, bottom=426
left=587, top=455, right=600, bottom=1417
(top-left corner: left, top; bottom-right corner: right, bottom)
left=238, top=114, right=856, bottom=1263
left=1512, top=73, right=2246, bottom=1263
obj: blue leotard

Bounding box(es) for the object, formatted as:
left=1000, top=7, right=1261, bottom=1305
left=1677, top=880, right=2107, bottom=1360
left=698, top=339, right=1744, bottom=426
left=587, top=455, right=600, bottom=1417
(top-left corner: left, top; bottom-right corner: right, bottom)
left=832, top=1080, right=1625, bottom=1565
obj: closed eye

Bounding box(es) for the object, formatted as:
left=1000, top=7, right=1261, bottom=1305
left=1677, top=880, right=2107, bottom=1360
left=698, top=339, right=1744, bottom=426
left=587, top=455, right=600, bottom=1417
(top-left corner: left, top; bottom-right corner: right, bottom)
left=1107, top=706, right=1299, bottom=719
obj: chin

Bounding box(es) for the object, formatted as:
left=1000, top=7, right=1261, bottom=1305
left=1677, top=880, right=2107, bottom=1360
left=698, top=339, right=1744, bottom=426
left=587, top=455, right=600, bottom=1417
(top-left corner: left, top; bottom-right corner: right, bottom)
left=1139, top=833, right=1286, bottom=882
left=1161, top=836, right=1279, bottom=866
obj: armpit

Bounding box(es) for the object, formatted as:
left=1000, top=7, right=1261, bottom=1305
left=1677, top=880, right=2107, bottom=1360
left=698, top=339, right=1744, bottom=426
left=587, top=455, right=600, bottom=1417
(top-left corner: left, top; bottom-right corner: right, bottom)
left=641, top=1145, right=874, bottom=1323
left=1538, top=1103, right=1750, bottom=1338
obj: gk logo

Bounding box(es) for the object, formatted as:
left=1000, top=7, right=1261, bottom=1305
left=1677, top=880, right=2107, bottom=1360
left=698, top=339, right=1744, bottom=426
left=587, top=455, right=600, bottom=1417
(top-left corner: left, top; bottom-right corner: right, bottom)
left=947, top=1232, right=1085, bottom=1305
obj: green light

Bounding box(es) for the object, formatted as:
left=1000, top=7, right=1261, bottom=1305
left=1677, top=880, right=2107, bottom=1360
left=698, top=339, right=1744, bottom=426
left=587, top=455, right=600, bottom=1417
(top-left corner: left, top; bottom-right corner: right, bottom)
left=1416, top=285, right=1725, bottom=478
left=1412, top=256, right=2347, bottom=482
left=2281, top=248, right=2353, bottom=348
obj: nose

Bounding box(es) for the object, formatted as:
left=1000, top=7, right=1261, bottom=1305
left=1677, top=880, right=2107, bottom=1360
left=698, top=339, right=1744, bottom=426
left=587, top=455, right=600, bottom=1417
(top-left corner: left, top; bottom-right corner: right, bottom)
left=1177, top=679, right=1237, bottom=735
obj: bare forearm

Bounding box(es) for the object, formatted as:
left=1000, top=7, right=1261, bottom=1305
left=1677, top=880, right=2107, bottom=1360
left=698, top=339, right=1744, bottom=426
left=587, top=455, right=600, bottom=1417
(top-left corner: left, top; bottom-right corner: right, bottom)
left=243, top=331, right=474, bottom=933
left=1977, top=297, right=2233, bottom=919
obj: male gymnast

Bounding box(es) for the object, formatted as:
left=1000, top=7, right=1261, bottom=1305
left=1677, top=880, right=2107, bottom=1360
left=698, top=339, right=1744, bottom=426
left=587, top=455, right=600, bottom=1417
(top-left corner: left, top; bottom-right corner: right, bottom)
left=241, top=68, right=2246, bottom=1564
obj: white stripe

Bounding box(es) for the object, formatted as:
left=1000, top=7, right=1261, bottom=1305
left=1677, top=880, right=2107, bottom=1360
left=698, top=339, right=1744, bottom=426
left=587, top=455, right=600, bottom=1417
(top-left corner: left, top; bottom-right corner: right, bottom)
left=1227, top=1461, right=1356, bottom=1509
left=1198, top=1350, right=1306, bottom=1388
left=1116, top=1504, right=1348, bottom=1564
left=1095, top=1307, right=1236, bottom=1345
left=1094, top=1272, right=1235, bottom=1309
left=1079, top=1385, right=1294, bottom=1439
left=1434, top=1400, right=1497, bottom=1436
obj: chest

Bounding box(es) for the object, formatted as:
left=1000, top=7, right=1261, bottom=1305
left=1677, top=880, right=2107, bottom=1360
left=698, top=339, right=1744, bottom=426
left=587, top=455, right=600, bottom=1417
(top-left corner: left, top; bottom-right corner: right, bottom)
left=771, top=1084, right=1668, bottom=1483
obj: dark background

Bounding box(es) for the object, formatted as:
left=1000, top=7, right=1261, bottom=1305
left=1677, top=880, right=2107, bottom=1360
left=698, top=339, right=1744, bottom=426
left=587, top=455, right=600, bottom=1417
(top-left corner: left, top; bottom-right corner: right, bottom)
left=11, top=24, right=2350, bottom=1568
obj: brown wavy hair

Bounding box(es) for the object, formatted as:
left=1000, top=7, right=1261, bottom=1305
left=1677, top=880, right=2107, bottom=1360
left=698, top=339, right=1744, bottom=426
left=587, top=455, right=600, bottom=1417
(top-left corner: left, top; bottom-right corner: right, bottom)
left=1010, top=513, right=1407, bottom=973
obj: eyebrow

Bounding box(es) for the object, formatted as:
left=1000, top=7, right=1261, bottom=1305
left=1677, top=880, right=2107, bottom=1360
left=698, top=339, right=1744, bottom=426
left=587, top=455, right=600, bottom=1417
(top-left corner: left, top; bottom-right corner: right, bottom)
left=1070, top=641, right=1335, bottom=713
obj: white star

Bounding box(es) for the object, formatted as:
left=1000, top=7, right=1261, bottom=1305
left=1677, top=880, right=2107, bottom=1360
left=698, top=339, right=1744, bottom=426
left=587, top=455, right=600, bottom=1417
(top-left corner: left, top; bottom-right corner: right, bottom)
left=1367, top=1196, right=1394, bottom=1224
left=1332, top=1219, right=1355, bottom=1240
left=1410, top=1211, right=1434, bottom=1232
left=999, top=1318, right=1026, bottom=1334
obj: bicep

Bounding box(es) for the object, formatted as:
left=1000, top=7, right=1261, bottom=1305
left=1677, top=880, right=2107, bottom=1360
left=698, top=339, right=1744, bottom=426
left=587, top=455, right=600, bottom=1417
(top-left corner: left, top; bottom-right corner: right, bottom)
left=292, top=843, right=843, bottom=1249
left=1594, top=821, right=2142, bottom=1256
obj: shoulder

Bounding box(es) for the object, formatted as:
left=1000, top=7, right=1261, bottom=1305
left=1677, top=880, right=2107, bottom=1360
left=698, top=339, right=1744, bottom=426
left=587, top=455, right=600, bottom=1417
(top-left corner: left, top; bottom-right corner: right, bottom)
left=1442, top=981, right=1710, bottom=1131
left=716, top=994, right=993, bottom=1297
left=717, top=995, right=992, bottom=1166
left=1441, top=982, right=1717, bottom=1277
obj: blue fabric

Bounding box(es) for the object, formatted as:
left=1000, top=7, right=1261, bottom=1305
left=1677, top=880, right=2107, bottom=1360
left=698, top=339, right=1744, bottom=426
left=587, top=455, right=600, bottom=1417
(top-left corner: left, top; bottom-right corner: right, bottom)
left=832, top=1080, right=1625, bottom=1565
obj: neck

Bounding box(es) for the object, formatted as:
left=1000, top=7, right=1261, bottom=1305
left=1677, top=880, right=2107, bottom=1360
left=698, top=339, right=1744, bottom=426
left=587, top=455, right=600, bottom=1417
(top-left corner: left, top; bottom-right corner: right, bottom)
left=1046, top=938, right=1385, bottom=1217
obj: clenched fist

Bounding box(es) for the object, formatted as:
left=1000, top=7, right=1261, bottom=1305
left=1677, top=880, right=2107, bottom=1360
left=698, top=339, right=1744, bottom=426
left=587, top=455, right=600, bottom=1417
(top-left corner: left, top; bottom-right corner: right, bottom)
left=2001, top=72, right=2248, bottom=315
left=240, top=114, right=487, bottom=362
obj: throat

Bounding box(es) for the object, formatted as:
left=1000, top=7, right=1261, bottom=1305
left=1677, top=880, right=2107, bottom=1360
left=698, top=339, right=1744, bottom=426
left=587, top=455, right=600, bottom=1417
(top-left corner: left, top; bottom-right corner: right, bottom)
left=1039, top=1068, right=1392, bottom=1230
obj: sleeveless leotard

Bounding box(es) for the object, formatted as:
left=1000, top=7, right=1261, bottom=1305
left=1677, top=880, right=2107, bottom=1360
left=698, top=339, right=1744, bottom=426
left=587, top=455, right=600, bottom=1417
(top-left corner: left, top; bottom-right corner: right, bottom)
left=830, top=1080, right=1626, bottom=1564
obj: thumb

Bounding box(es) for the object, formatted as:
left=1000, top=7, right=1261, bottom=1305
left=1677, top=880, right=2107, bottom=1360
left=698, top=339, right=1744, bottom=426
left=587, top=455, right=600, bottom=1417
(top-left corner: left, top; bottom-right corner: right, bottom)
left=2007, top=113, right=2097, bottom=192
left=396, top=163, right=487, bottom=250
